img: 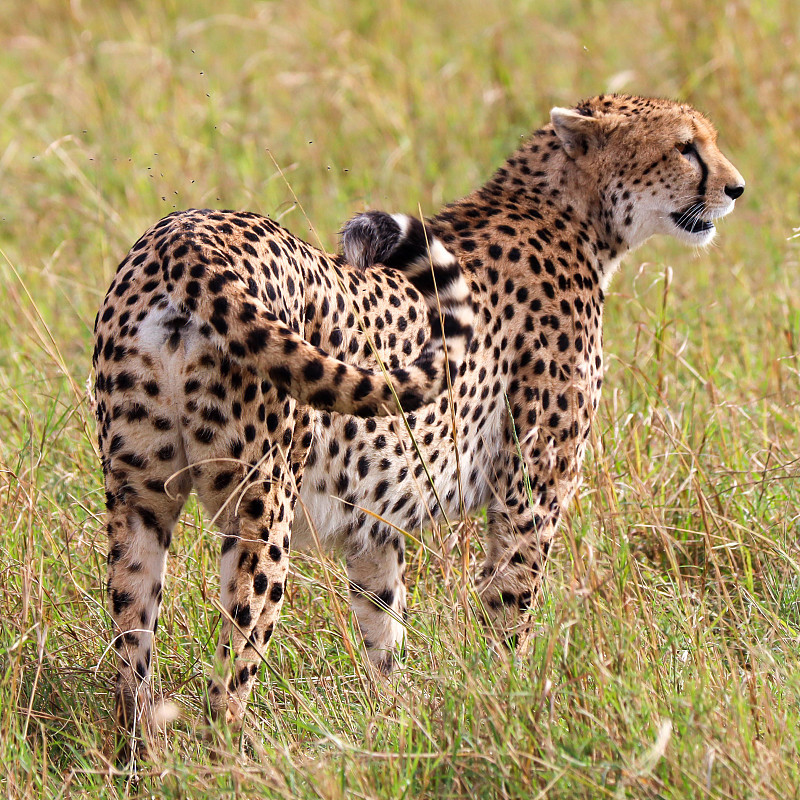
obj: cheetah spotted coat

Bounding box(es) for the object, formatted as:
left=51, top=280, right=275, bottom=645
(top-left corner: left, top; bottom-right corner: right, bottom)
left=93, top=94, right=743, bottom=749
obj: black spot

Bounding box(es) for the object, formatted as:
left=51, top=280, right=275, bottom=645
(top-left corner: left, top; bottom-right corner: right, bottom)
left=269, top=582, right=284, bottom=603
left=245, top=498, right=265, bottom=519
left=308, top=389, right=336, bottom=408
left=213, top=471, right=235, bottom=491
left=202, top=406, right=227, bottom=426
left=116, top=372, right=135, bottom=391
left=112, top=590, right=134, bottom=614
left=119, top=451, right=147, bottom=469
left=269, top=365, right=292, bottom=386
left=234, top=604, right=252, bottom=627
left=366, top=587, right=395, bottom=609
left=194, top=427, right=215, bottom=444
left=157, top=444, right=175, bottom=461
left=243, top=383, right=258, bottom=403
left=303, top=359, right=324, bottom=381
left=124, top=402, right=149, bottom=424
left=352, top=376, right=373, bottom=401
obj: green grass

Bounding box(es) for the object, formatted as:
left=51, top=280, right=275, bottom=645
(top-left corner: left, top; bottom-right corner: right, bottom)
left=2, top=1, right=799, bottom=797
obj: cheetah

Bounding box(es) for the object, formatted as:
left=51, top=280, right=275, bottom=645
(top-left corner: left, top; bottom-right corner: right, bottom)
left=93, top=94, right=743, bottom=751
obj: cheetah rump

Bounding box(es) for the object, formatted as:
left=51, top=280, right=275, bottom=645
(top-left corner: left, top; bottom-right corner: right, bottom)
left=93, top=94, right=743, bottom=755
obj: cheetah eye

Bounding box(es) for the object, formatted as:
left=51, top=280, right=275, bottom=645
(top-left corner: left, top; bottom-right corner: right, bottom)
left=676, top=140, right=695, bottom=156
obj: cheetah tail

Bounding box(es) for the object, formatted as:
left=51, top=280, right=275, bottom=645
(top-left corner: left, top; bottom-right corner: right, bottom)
left=165, top=222, right=472, bottom=418
left=340, top=208, right=475, bottom=373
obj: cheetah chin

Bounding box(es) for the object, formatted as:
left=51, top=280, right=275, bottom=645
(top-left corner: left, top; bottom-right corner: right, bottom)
left=669, top=200, right=736, bottom=244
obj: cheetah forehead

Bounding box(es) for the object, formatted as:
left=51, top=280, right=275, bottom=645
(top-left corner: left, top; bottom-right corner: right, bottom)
left=573, top=93, right=716, bottom=134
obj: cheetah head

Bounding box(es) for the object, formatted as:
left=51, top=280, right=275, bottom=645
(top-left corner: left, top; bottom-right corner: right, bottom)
left=550, top=95, right=745, bottom=249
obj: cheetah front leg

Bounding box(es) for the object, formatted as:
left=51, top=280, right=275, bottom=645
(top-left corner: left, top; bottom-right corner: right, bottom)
left=478, top=418, right=581, bottom=649
left=345, top=528, right=408, bottom=674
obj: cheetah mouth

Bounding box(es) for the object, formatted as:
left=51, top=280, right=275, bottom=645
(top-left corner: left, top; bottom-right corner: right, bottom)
left=670, top=205, right=714, bottom=235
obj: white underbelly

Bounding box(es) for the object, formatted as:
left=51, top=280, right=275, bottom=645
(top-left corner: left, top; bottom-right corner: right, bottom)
left=291, top=397, right=506, bottom=554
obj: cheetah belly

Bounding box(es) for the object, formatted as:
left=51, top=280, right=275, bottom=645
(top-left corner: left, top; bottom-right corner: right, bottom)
left=292, top=395, right=506, bottom=554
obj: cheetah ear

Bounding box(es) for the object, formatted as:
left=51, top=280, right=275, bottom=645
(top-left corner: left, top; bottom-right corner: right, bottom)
left=550, top=107, right=604, bottom=159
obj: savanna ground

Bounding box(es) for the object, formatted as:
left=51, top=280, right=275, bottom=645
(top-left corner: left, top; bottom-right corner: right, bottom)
left=1, top=1, right=799, bottom=797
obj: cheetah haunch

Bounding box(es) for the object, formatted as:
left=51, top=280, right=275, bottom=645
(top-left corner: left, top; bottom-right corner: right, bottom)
left=93, top=94, right=743, bottom=753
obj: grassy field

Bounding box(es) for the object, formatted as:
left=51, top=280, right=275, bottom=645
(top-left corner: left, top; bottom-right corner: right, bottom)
left=1, top=1, right=799, bottom=797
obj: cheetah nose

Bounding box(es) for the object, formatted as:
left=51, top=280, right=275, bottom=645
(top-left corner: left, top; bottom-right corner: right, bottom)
left=724, top=183, right=745, bottom=200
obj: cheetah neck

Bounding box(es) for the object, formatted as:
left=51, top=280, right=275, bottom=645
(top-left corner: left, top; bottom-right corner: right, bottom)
left=432, top=126, right=633, bottom=289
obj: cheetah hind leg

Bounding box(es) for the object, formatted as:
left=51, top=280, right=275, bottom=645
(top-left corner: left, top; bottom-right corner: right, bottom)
left=192, top=473, right=295, bottom=737
left=191, top=430, right=303, bottom=733
left=104, top=480, right=188, bottom=764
